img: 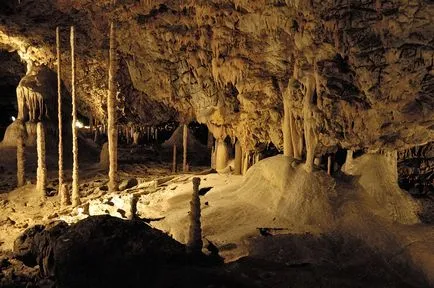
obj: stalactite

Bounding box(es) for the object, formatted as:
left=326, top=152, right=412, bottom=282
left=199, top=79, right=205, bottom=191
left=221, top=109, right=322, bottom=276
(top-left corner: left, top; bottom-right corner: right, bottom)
left=183, top=124, right=188, bottom=172
left=234, top=140, right=242, bottom=175
left=172, top=144, right=177, bottom=173
left=216, top=138, right=228, bottom=171
left=108, top=20, right=118, bottom=192
left=71, top=26, right=81, bottom=207
left=16, top=120, right=25, bottom=187
left=56, top=26, right=65, bottom=202
left=255, top=152, right=260, bottom=164
left=36, top=122, right=47, bottom=198
left=187, top=177, right=203, bottom=254
left=327, top=155, right=332, bottom=175
left=303, top=75, right=318, bottom=173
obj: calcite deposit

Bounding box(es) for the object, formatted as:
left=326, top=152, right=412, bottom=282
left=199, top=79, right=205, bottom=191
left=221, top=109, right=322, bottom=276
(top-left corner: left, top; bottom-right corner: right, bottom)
left=0, top=0, right=431, bottom=154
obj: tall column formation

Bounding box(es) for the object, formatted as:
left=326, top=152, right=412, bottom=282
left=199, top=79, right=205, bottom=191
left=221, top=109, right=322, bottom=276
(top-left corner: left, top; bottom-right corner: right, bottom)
left=108, top=20, right=118, bottom=192
left=234, top=140, right=242, bottom=175
left=16, top=120, right=25, bottom=187
left=187, top=177, right=203, bottom=254
left=282, top=90, right=294, bottom=157
left=56, top=27, right=65, bottom=200
left=242, top=150, right=250, bottom=175
left=303, top=75, right=318, bottom=173
left=71, top=26, right=81, bottom=206
left=289, top=112, right=303, bottom=160
left=36, top=122, right=47, bottom=198
left=211, top=144, right=216, bottom=169
left=183, top=124, right=188, bottom=172
left=215, top=138, right=228, bottom=171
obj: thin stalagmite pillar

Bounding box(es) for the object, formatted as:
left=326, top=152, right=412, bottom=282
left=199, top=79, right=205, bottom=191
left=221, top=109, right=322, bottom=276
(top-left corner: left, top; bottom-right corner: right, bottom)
left=242, top=150, right=250, bottom=175
left=216, top=139, right=228, bottom=171
left=155, top=127, right=158, bottom=143
left=108, top=21, right=118, bottom=192
left=187, top=177, right=203, bottom=254
left=172, top=144, right=177, bottom=173
left=56, top=27, right=66, bottom=203
left=16, top=120, right=25, bottom=187
left=211, top=144, right=216, bottom=169
left=36, top=122, right=47, bottom=198
left=283, top=92, right=294, bottom=157
left=327, top=155, right=332, bottom=175
left=234, top=140, right=242, bottom=175
left=303, top=76, right=318, bottom=173
left=183, top=124, right=188, bottom=172
left=71, top=26, right=80, bottom=206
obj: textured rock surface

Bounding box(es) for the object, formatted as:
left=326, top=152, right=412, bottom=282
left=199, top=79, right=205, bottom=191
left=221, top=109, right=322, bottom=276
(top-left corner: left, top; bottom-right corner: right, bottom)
left=0, top=0, right=432, bottom=154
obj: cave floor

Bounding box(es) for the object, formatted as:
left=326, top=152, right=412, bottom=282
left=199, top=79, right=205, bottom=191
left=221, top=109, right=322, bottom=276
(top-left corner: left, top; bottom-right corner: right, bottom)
left=0, top=144, right=433, bottom=287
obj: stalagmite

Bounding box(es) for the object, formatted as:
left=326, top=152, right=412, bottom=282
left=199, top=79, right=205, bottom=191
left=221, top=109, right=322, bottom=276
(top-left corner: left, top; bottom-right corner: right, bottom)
left=211, top=145, right=216, bottom=169
left=345, top=150, right=354, bottom=171
left=60, top=183, right=71, bottom=207
left=327, top=155, right=332, bottom=175
left=107, top=20, right=118, bottom=192
left=56, top=27, right=65, bottom=201
left=36, top=122, right=47, bottom=198
left=303, top=75, right=318, bottom=172
left=155, top=128, right=158, bottom=143
left=289, top=113, right=303, bottom=160
left=282, top=91, right=294, bottom=157
left=172, top=144, right=177, bottom=173
left=242, top=150, right=250, bottom=175
left=234, top=140, right=242, bottom=175
left=215, top=138, right=228, bottom=171
left=71, top=26, right=81, bottom=206
left=183, top=124, right=188, bottom=172
left=16, top=120, right=25, bottom=187
left=187, top=177, right=202, bottom=254
left=133, top=130, right=140, bottom=145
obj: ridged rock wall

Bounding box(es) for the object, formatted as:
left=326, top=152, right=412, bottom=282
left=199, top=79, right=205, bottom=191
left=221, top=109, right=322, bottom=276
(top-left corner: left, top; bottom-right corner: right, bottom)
left=0, top=0, right=432, bottom=155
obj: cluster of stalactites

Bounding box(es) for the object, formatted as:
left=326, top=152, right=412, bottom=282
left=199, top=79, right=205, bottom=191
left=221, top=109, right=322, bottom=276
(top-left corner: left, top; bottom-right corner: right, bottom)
left=16, top=85, right=48, bottom=122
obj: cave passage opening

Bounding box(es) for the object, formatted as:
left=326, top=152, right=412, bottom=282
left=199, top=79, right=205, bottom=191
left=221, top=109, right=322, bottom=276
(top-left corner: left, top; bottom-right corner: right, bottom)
left=0, top=50, right=26, bottom=141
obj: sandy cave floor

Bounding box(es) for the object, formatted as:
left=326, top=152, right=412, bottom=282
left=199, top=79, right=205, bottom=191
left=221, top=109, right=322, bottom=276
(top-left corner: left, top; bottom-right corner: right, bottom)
left=0, top=144, right=434, bottom=287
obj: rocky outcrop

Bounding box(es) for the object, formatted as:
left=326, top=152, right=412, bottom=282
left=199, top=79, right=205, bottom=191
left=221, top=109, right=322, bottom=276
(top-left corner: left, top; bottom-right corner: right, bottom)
left=0, top=1, right=432, bottom=155
left=399, top=141, right=434, bottom=194
left=12, top=215, right=244, bottom=288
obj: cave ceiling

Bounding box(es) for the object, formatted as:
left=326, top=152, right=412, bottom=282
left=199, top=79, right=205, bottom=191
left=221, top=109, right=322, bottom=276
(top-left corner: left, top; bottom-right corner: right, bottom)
left=0, top=0, right=432, bottom=152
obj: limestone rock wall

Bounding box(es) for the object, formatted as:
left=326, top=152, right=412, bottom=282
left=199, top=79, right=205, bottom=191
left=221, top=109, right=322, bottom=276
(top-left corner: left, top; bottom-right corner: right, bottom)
left=0, top=0, right=432, bottom=155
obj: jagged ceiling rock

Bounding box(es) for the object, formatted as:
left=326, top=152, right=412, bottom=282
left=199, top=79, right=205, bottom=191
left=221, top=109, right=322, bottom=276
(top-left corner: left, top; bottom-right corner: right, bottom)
left=0, top=0, right=432, bottom=153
